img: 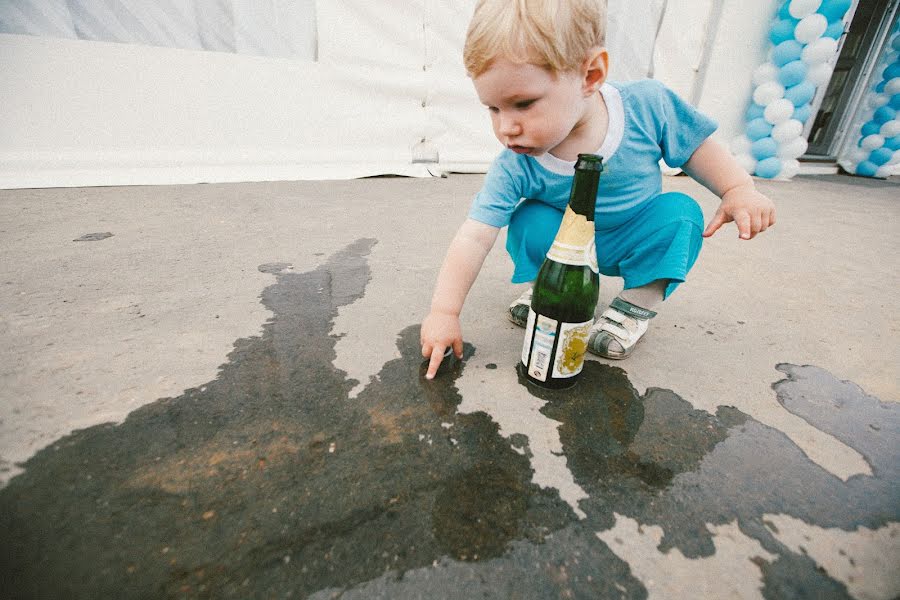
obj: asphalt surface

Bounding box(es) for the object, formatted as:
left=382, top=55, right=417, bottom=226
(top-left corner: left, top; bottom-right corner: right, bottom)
left=0, top=173, right=897, bottom=599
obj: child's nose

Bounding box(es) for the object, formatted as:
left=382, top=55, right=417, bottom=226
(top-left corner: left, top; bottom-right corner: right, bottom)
left=498, top=114, right=521, bottom=136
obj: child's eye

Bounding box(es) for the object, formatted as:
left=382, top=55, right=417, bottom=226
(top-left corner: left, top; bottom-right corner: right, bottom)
left=515, top=99, right=536, bottom=110
left=488, top=106, right=499, bottom=114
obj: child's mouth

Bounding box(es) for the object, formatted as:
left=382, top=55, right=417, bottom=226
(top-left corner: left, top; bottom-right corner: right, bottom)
left=508, top=145, right=532, bottom=155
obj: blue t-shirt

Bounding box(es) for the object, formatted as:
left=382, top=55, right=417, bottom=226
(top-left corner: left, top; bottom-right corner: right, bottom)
left=468, top=79, right=717, bottom=229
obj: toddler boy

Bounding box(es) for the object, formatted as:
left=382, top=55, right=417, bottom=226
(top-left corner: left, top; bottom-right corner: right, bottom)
left=421, top=0, right=776, bottom=379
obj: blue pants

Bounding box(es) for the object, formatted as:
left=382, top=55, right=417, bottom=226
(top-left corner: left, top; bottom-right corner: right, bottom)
left=506, top=192, right=704, bottom=299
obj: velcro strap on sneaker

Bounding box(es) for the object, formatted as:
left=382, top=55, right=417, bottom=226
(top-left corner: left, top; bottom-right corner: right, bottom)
left=598, top=320, right=629, bottom=340
left=599, top=308, right=628, bottom=325
left=610, top=297, right=657, bottom=320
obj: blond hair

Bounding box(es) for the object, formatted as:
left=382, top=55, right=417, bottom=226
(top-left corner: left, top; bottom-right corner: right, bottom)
left=463, top=0, right=607, bottom=77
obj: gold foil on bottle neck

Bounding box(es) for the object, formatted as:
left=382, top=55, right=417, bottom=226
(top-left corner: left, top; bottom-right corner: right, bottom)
left=555, top=207, right=595, bottom=247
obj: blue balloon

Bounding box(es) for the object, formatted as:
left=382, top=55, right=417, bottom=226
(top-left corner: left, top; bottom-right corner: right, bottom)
left=885, top=135, right=900, bottom=151
left=883, top=62, right=900, bottom=81
left=875, top=80, right=886, bottom=94
left=778, top=60, right=808, bottom=87
left=747, top=118, right=774, bottom=141
left=756, top=157, right=783, bottom=178
left=856, top=161, right=878, bottom=177
left=793, top=103, right=813, bottom=124
left=751, top=137, right=779, bottom=160
left=746, top=103, right=766, bottom=121
left=778, top=1, right=793, bottom=20
left=869, top=147, right=894, bottom=166
left=891, top=94, right=900, bottom=111
left=818, top=0, right=852, bottom=21
left=785, top=81, right=817, bottom=107
left=824, top=20, right=844, bottom=39
left=769, top=19, right=797, bottom=46
left=861, top=120, right=881, bottom=137
left=874, top=105, right=897, bottom=125
left=773, top=40, right=804, bottom=67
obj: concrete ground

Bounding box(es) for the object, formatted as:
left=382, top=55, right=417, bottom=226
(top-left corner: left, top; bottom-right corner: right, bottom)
left=0, top=173, right=897, bottom=599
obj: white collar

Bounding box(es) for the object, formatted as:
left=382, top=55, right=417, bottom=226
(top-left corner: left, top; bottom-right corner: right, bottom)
left=533, top=82, right=625, bottom=175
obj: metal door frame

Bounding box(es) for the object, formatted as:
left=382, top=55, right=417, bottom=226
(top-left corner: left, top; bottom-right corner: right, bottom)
left=804, top=0, right=900, bottom=159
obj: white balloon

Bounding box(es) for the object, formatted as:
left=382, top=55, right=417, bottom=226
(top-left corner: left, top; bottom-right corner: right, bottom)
left=765, top=99, right=795, bottom=125
left=780, top=159, right=801, bottom=179
left=752, top=62, right=780, bottom=86
left=730, top=135, right=753, bottom=155
left=861, top=134, right=885, bottom=151
left=772, top=119, right=804, bottom=143
left=753, top=81, right=786, bottom=106
left=778, top=136, right=808, bottom=159
left=848, top=147, right=870, bottom=163
left=868, top=93, right=890, bottom=109
left=885, top=77, right=900, bottom=96
left=789, top=0, right=821, bottom=19
left=807, top=63, right=834, bottom=86
left=795, top=14, right=828, bottom=44
left=735, top=153, right=757, bottom=174
left=843, top=161, right=859, bottom=174
left=875, top=165, right=895, bottom=178
left=881, top=51, right=899, bottom=68
left=801, top=37, right=838, bottom=65
left=887, top=150, right=900, bottom=166
left=880, top=119, right=900, bottom=138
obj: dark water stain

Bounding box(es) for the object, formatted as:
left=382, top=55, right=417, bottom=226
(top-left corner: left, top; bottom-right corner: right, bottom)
left=0, top=240, right=573, bottom=599
left=1, top=239, right=897, bottom=600
left=73, top=232, right=113, bottom=242
left=531, top=362, right=898, bottom=600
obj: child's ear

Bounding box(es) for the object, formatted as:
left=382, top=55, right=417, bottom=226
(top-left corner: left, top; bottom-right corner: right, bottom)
left=582, top=46, right=609, bottom=95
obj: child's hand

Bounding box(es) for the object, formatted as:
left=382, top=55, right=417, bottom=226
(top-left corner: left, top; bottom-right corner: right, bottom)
left=421, top=311, right=464, bottom=380
left=703, top=183, right=776, bottom=240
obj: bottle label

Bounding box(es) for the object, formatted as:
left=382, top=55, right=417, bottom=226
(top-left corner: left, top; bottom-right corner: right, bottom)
left=526, top=311, right=557, bottom=382
left=522, top=308, right=593, bottom=381
left=552, top=319, right=592, bottom=378
left=546, top=207, right=598, bottom=273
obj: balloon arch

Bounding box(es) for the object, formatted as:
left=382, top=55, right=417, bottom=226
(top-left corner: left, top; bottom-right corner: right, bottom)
left=732, top=0, right=900, bottom=179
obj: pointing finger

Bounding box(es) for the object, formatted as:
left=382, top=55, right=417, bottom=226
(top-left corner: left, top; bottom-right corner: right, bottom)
left=425, top=346, right=446, bottom=380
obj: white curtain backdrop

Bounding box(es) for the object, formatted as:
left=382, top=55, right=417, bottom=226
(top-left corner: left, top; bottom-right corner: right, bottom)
left=0, top=1, right=688, bottom=189
left=0, top=0, right=317, bottom=59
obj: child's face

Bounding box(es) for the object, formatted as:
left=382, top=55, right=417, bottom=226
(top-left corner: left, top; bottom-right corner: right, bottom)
left=473, top=57, right=593, bottom=158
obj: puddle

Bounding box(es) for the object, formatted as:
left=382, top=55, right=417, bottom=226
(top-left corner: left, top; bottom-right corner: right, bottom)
left=1, top=240, right=897, bottom=599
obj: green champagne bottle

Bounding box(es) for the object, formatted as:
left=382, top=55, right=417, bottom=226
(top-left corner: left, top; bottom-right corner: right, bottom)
left=520, top=154, right=602, bottom=389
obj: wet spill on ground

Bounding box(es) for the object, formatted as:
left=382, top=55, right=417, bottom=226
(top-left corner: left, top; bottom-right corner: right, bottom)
left=1, top=240, right=897, bottom=599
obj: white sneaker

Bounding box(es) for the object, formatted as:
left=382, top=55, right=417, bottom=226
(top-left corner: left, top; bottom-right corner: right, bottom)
left=507, top=287, right=533, bottom=327
left=587, top=297, right=655, bottom=359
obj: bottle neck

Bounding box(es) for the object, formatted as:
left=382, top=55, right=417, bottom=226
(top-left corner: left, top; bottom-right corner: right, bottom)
left=568, top=169, right=599, bottom=222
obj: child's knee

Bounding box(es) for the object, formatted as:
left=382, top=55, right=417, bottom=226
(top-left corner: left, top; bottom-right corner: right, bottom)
left=655, top=192, right=704, bottom=230
left=508, top=200, right=563, bottom=249
left=510, top=199, right=562, bottom=229
left=506, top=200, right=564, bottom=282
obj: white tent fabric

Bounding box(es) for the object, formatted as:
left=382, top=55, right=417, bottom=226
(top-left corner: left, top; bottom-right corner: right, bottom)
left=0, top=0, right=317, bottom=59
left=0, top=0, right=662, bottom=74
left=0, top=1, right=702, bottom=189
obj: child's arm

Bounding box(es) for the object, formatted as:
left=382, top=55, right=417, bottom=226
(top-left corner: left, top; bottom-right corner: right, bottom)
left=682, top=138, right=776, bottom=240
left=421, top=218, right=500, bottom=379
